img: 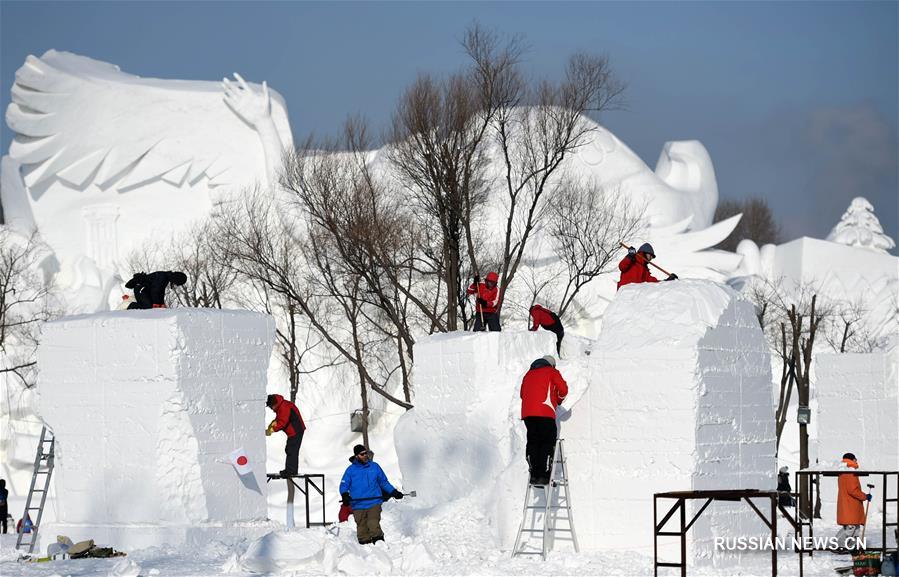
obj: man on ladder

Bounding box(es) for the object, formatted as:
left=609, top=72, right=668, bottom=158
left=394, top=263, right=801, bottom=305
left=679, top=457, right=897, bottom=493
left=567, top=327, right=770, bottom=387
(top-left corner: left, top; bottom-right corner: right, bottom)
left=519, top=355, right=568, bottom=485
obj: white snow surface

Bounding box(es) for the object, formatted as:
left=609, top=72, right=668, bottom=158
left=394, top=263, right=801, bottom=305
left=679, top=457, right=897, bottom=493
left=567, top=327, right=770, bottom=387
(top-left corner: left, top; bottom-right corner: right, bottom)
left=36, top=309, right=276, bottom=550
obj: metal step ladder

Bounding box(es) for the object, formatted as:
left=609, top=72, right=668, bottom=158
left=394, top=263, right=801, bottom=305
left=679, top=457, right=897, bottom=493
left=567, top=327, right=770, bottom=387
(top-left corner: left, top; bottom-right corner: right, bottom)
left=512, top=438, right=579, bottom=559
left=16, top=426, right=55, bottom=554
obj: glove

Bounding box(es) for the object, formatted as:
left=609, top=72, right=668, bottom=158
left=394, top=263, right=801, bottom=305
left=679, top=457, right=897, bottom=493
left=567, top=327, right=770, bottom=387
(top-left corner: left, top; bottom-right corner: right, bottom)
left=392, top=490, right=404, bottom=500
left=477, top=298, right=488, bottom=307
left=866, top=494, right=873, bottom=502
left=265, top=421, right=275, bottom=436
left=627, top=247, right=636, bottom=256
left=341, top=492, right=351, bottom=506
left=473, top=274, right=480, bottom=284
left=666, top=273, right=678, bottom=281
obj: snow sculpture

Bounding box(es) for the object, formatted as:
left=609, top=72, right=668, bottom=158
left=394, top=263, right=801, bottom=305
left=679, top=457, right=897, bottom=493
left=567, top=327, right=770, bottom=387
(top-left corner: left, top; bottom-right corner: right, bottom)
left=2, top=50, right=292, bottom=311
left=827, top=197, right=896, bottom=254
left=563, top=280, right=775, bottom=562
left=38, top=309, right=275, bottom=549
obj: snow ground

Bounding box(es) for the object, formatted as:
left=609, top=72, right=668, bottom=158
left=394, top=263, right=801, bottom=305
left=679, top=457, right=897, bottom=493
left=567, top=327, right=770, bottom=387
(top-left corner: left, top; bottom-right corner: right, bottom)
left=0, top=528, right=866, bottom=577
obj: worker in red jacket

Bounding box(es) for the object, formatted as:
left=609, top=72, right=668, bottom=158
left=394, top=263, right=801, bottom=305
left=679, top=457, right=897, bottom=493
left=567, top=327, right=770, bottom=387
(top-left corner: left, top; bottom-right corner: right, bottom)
left=835, top=452, right=872, bottom=550
left=467, top=271, right=501, bottom=332
left=520, top=355, right=568, bottom=485
left=617, top=243, right=677, bottom=290
left=266, top=394, right=306, bottom=476
left=529, top=304, right=564, bottom=355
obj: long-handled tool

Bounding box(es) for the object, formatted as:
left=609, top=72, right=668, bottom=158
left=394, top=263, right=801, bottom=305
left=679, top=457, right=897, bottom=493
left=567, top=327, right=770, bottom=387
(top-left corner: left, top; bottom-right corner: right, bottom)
left=619, top=241, right=674, bottom=277
left=860, top=483, right=875, bottom=543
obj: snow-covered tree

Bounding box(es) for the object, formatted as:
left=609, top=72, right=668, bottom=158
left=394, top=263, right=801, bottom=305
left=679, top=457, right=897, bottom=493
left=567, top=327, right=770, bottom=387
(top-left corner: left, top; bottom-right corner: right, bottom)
left=826, top=197, right=896, bottom=254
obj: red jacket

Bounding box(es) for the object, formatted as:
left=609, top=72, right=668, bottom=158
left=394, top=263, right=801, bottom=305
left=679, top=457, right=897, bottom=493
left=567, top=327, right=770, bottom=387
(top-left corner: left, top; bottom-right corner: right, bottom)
left=269, top=394, right=306, bottom=437
left=837, top=459, right=867, bottom=525
left=520, top=359, right=568, bottom=419
left=467, top=272, right=499, bottom=313
left=529, top=305, right=557, bottom=330
left=617, top=254, right=659, bottom=290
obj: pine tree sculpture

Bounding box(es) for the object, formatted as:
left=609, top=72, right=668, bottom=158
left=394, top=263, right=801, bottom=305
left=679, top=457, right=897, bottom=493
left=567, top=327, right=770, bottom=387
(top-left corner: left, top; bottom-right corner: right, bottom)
left=827, top=197, right=896, bottom=254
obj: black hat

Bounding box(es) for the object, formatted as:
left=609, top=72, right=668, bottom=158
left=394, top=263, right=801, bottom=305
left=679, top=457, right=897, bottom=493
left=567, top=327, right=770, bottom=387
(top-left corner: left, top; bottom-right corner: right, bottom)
left=266, top=394, right=277, bottom=408
left=353, top=444, right=368, bottom=456
left=843, top=452, right=857, bottom=461
left=638, top=243, right=655, bottom=257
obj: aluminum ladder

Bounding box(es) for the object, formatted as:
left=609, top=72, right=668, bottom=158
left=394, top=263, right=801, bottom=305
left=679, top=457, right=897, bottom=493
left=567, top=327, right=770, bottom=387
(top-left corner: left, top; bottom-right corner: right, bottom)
left=512, top=438, right=579, bottom=559
left=15, top=426, right=55, bottom=554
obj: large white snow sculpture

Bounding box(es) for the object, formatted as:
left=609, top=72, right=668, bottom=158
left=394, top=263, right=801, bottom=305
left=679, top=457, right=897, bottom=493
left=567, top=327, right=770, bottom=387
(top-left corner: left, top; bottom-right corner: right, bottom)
left=827, top=197, right=896, bottom=254
left=563, top=280, right=776, bottom=562
left=2, top=50, right=292, bottom=311
left=38, top=309, right=275, bottom=549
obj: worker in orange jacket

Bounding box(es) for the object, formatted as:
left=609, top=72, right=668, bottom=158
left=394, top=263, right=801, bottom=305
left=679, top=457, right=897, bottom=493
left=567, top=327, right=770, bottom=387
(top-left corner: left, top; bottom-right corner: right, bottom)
left=835, top=452, right=872, bottom=550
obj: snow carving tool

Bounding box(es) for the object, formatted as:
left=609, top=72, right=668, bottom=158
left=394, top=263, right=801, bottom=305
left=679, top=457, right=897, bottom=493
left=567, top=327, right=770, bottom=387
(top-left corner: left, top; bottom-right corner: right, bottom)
left=618, top=241, right=674, bottom=277
left=849, top=484, right=877, bottom=576
left=402, top=491, right=417, bottom=497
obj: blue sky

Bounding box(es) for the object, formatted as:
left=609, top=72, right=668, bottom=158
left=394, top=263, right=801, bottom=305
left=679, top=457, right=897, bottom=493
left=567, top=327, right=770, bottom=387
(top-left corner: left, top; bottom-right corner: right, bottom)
left=2, top=1, right=896, bottom=242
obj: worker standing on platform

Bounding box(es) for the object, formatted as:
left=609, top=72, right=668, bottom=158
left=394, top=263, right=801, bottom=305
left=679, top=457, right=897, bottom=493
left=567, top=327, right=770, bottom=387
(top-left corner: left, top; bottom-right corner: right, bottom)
left=340, top=444, right=404, bottom=544
left=520, top=355, right=568, bottom=485
left=265, top=394, right=306, bottom=477
left=835, top=452, right=872, bottom=550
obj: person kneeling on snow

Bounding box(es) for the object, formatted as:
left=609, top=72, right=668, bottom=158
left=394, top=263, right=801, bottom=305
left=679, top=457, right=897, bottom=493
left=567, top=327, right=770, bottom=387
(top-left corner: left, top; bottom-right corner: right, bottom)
left=835, top=452, right=872, bottom=550
left=529, top=304, right=564, bottom=355
left=617, top=243, right=677, bottom=290
left=520, top=355, right=568, bottom=485
left=265, top=394, right=306, bottom=477
left=340, top=444, right=404, bottom=544
left=125, top=270, right=188, bottom=309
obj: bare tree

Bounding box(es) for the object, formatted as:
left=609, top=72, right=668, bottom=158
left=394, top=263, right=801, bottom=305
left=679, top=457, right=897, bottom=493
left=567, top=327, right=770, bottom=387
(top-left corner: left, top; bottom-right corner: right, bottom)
left=823, top=296, right=882, bottom=353
left=715, top=198, right=782, bottom=252
left=490, top=52, right=625, bottom=315
left=548, top=182, right=642, bottom=316
left=0, top=229, right=58, bottom=388
left=748, top=278, right=831, bottom=519
left=212, top=189, right=413, bottom=419
left=386, top=25, right=521, bottom=330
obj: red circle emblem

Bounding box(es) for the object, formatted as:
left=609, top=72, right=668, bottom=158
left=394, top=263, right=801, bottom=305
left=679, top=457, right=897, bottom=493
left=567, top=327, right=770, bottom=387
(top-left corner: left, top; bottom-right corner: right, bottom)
left=237, top=456, right=248, bottom=466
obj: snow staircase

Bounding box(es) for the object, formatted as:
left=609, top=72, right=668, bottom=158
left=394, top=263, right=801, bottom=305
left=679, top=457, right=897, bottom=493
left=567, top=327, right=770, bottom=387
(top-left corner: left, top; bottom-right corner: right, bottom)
left=15, top=426, right=55, bottom=554
left=512, top=438, right=579, bottom=560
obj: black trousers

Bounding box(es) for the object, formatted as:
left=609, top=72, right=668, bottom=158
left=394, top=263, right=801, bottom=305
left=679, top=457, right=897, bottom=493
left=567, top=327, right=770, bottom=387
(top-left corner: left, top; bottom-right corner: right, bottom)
left=284, top=429, right=304, bottom=474
left=524, top=417, right=557, bottom=480
left=0, top=505, right=6, bottom=534
left=473, top=312, right=501, bottom=332
left=544, top=321, right=564, bottom=355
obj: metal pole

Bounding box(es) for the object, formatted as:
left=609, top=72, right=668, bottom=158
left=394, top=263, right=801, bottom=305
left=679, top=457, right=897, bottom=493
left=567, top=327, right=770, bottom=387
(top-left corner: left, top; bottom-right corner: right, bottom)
left=679, top=498, right=686, bottom=577
left=771, top=494, right=777, bottom=577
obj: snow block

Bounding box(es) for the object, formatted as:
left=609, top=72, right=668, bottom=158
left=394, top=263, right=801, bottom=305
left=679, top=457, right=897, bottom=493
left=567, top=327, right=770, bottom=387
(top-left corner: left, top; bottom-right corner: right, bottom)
left=816, top=350, right=899, bottom=471
left=38, top=309, right=275, bottom=550
left=395, top=330, right=559, bottom=546
left=565, top=280, right=775, bottom=563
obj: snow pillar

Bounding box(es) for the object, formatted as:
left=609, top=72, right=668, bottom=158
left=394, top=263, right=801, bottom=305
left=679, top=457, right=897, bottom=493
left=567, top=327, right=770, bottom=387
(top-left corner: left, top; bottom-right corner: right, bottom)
left=564, top=280, right=775, bottom=563
left=38, top=309, right=275, bottom=550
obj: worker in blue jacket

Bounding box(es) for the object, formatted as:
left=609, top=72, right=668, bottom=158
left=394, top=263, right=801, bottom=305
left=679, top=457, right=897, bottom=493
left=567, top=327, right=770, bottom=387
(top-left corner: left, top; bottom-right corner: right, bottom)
left=339, top=444, right=403, bottom=544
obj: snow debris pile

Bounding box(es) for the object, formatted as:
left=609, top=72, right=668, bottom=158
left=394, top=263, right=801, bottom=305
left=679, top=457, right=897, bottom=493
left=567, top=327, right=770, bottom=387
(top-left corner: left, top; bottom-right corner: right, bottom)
left=38, top=309, right=276, bottom=550
left=565, top=280, right=775, bottom=564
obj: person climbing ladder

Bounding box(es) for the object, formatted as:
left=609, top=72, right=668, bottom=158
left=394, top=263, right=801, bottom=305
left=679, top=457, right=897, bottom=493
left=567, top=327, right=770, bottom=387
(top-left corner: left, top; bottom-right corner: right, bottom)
left=519, top=355, right=568, bottom=485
